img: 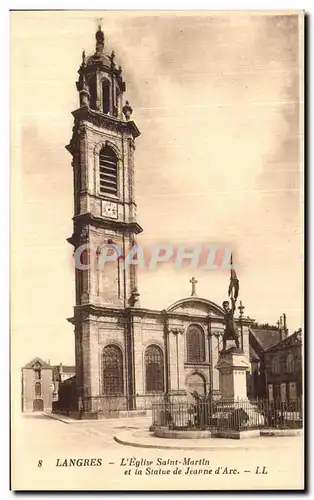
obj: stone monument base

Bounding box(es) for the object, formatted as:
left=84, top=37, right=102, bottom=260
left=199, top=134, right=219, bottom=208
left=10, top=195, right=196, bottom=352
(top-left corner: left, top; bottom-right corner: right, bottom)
left=215, top=347, right=250, bottom=400
left=215, top=347, right=264, bottom=428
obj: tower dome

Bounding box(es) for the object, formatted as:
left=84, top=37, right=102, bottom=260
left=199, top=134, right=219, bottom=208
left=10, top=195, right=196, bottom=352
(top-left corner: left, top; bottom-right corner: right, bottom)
left=85, top=26, right=111, bottom=69
left=76, top=25, right=126, bottom=118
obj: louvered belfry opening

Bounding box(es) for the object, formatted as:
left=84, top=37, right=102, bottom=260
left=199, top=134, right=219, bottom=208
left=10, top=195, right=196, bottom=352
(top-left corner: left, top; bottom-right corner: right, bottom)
left=99, top=146, right=118, bottom=196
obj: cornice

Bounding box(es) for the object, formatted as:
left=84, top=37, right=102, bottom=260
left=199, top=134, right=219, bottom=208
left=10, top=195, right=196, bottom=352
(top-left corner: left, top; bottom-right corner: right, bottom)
left=72, top=212, right=143, bottom=236
left=68, top=303, right=229, bottom=324
left=71, top=106, right=140, bottom=138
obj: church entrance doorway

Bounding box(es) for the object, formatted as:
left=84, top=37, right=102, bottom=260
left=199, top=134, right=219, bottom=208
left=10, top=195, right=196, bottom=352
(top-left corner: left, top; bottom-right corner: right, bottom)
left=186, top=373, right=206, bottom=403
left=33, top=399, right=44, bottom=411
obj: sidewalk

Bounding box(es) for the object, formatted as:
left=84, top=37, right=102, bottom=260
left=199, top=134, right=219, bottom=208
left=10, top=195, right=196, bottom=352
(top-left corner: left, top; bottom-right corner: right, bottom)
left=43, top=411, right=152, bottom=428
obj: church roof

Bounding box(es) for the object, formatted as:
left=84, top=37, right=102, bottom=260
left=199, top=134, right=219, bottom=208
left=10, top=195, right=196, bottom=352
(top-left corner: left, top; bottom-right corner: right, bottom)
left=250, top=328, right=281, bottom=351
left=60, top=366, right=76, bottom=373
left=22, top=357, right=51, bottom=369
left=52, top=365, right=76, bottom=375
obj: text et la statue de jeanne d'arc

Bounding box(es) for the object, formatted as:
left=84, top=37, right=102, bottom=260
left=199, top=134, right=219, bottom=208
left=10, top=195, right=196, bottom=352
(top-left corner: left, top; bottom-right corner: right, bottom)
left=54, top=456, right=268, bottom=477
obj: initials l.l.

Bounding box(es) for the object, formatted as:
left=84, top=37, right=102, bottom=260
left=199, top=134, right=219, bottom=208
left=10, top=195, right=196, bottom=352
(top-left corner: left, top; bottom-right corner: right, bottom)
left=255, top=466, right=268, bottom=475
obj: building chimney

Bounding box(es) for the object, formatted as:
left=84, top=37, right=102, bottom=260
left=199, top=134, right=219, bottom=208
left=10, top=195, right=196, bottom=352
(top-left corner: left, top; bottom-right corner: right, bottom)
left=278, top=316, right=283, bottom=341
left=283, top=313, right=288, bottom=338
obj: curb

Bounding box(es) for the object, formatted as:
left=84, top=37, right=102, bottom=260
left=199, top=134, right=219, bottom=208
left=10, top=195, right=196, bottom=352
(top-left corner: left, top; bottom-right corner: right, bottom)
left=113, top=433, right=265, bottom=451
left=43, top=412, right=152, bottom=426
left=42, top=413, right=71, bottom=424
left=260, top=429, right=302, bottom=437
left=113, top=435, right=203, bottom=451
left=42, top=412, right=101, bottom=424
left=114, top=428, right=303, bottom=451
left=154, top=428, right=212, bottom=439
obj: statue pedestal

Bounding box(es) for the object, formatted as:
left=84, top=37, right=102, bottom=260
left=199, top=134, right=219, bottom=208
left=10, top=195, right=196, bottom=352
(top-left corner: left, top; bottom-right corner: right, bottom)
left=213, top=349, right=265, bottom=434
left=215, top=349, right=249, bottom=400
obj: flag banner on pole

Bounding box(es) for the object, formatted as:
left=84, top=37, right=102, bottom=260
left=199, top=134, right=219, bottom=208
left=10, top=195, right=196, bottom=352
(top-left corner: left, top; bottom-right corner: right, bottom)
left=228, top=253, right=239, bottom=300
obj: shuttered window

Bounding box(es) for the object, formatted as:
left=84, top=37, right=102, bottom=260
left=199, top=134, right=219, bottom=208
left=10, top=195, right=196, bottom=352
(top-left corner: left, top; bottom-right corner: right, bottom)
left=99, top=146, right=118, bottom=196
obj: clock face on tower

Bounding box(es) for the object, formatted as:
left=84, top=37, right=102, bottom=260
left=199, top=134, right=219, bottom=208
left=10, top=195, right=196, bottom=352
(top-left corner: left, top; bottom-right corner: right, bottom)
left=101, top=200, right=118, bottom=219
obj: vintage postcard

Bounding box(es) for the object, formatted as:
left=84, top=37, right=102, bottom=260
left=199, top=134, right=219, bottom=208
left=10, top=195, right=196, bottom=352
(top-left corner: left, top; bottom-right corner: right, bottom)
left=11, top=10, right=304, bottom=491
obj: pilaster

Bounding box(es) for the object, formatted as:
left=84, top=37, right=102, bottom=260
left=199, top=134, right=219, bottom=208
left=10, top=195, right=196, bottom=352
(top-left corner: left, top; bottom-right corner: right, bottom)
left=168, top=326, right=186, bottom=394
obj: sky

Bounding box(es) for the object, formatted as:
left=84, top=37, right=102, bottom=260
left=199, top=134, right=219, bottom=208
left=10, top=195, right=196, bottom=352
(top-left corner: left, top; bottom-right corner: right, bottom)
left=11, top=11, right=303, bottom=367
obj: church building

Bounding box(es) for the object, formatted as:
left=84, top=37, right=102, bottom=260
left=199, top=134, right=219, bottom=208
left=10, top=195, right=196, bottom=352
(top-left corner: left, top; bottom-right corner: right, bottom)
left=65, top=27, right=252, bottom=417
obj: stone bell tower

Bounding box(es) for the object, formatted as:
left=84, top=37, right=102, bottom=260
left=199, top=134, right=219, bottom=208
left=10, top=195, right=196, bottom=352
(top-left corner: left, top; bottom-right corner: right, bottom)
left=66, top=26, right=142, bottom=414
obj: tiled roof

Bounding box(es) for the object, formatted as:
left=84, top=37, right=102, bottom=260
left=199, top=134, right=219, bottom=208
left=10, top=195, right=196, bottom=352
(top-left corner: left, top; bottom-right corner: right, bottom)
left=249, top=345, right=260, bottom=361
left=61, top=366, right=76, bottom=373
left=250, top=328, right=281, bottom=351
left=61, top=375, right=76, bottom=385
left=265, top=329, right=302, bottom=352
left=52, top=365, right=76, bottom=376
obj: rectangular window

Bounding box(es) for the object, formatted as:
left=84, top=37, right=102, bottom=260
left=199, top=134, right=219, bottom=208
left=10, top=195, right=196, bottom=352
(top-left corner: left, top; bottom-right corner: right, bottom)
left=289, top=382, right=297, bottom=400
left=280, top=382, right=287, bottom=402
left=34, top=369, right=41, bottom=380
left=268, top=384, right=273, bottom=401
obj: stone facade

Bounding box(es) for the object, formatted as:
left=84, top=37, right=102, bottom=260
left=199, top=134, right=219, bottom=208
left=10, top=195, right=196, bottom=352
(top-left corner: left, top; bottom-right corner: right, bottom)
left=65, top=27, right=253, bottom=416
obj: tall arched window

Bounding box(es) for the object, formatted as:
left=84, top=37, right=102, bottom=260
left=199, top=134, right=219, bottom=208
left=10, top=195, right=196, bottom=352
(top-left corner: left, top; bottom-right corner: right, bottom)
left=102, top=79, right=110, bottom=114
left=186, top=325, right=205, bottom=363
left=272, top=357, right=280, bottom=374
left=102, top=345, right=124, bottom=395
left=99, top=146, right=118, bottom=196
left=286, top=353, right=295, bottom=373
left=145, top=345, right=164, bottom=393
left=35, top=382, right=41, bottom=396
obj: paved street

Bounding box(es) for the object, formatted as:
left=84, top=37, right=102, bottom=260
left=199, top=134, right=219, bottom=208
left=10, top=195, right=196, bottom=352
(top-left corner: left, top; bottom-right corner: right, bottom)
left=12, top=413, right=304, bottom=491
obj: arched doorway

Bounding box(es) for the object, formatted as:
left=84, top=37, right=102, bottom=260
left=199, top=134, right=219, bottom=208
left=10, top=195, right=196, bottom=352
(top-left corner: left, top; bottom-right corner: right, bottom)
left=186, top=373, right=206, bottom=403
left=33, top=399, right=44, bottom=411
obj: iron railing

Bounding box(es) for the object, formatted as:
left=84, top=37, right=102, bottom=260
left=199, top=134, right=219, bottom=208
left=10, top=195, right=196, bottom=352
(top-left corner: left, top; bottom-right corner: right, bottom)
left=152, top=398, right=303, bottom=431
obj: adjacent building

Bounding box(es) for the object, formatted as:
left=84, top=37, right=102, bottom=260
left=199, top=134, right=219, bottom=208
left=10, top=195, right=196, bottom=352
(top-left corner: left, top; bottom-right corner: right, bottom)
left=21, top=358, right=76, bottom=412
left=52, top=363, right=76, bottom=400
left=21, top=358, right=53, bottom=412
left=248, top=327, right=282, bottom=399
